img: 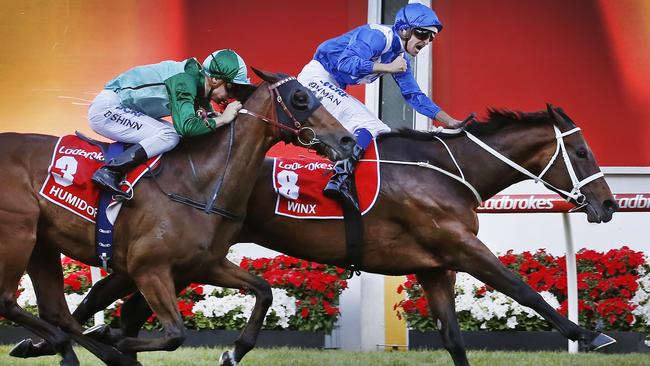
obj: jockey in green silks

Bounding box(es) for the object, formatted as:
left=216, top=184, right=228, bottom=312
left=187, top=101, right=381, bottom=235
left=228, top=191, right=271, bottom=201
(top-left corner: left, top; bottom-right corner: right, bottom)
left=88, top=49, right=250, bottom=198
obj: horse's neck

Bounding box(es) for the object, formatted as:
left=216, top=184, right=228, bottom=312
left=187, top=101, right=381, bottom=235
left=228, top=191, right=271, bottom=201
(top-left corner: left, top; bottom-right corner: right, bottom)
left=458, top=123, right=555, bottom=201
left=176, top=98, right=276, bottom=214
left=218, top=118, right=275, bottom=209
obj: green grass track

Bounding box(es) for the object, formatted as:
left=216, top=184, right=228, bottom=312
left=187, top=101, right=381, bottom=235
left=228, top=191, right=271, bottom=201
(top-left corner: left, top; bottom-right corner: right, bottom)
left=0, top=346, right=647, bottom=366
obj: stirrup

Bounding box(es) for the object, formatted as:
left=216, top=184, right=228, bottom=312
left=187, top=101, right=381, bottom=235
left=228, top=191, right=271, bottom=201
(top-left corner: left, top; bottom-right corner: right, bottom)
left=115, top=180, right=134, bottom=201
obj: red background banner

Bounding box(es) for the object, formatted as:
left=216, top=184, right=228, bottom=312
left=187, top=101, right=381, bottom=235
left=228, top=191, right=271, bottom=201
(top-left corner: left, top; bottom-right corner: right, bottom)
left=1, top=0, right=647, bottom=166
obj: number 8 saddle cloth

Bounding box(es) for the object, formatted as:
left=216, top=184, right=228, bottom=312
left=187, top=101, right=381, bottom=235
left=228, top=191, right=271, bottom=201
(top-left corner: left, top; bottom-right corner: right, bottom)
left=272, top=140, right=380, bottom=219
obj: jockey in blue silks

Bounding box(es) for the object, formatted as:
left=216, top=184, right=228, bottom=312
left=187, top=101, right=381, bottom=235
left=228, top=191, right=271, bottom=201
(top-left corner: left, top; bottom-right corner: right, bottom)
left=297, top=3, right=463, bottom=210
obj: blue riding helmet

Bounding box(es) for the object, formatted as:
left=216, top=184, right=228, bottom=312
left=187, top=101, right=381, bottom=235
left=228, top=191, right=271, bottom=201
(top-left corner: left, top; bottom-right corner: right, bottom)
left=393, top=3, right=443, bottom=33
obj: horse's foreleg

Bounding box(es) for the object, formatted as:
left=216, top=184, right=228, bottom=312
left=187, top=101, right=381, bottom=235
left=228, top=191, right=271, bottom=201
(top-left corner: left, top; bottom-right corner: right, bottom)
left=111, top=268, right=186, bottom=353
left=416, top=270, right=469, bottom=366
left=455, top=235, right=614, bottom=350
left=196, top=258, right=273, bottom=366
left=20, top=244, right=140, bottom=366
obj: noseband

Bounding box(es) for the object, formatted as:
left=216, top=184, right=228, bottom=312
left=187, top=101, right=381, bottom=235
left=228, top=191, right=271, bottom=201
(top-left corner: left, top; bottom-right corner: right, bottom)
left=238, top=77, right=321, bottom=146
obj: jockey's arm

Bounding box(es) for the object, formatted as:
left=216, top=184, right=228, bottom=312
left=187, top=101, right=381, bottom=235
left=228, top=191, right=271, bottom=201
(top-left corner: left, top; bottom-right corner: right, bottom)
left=392, top=66, right=463, bottom=129
left=165, top=73, right=218, bottom=136
left=336, top=28, right=386, bottom=79
left=392, top=69, right=441, bottom=121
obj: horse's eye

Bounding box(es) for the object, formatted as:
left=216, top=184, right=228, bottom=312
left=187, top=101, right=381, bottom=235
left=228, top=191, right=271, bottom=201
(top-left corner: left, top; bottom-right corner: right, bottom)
left=576, top=147, right=588, bottom=158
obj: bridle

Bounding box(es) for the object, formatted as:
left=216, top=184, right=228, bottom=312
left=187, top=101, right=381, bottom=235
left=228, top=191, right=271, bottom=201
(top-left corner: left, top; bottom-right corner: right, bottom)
left=238, top=76, right=321, bottom=146
left=149, top=76, right=323, bottom=220
left=465, top=124, right=604, bottom=211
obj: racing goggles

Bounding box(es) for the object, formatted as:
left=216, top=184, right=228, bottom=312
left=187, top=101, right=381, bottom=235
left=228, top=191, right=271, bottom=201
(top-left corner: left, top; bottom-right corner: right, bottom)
left=412, top=27, right=436, bottom=42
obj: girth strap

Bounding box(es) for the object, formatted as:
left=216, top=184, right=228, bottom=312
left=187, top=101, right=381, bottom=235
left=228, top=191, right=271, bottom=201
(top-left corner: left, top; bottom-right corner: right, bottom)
left=342, top=199, right=363, bottom=277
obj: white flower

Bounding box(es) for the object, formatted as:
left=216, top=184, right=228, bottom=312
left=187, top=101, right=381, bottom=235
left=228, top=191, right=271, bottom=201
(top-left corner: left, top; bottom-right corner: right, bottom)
left=17, top=275, right=37, bottom=307
left=201, top=285, right=221, bottom=296
left=267, top=288, right=297, bottom=328
left=226, top=250, right=243, bottom=268
left=65, top=292, right=90, bottom=313
left=439, top=272, right=564, bottom=330
left=192, top=288, right=298, bottom=329
left=631, top=266, right=650, bottom=326
left=506, top=316, right=518, bottom=329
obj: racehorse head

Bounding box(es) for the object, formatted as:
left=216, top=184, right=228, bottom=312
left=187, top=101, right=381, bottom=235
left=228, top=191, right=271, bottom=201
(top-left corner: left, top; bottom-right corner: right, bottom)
left=535, top=104, right=617, bottom=223
left=246, top=68, right=355, bottom=161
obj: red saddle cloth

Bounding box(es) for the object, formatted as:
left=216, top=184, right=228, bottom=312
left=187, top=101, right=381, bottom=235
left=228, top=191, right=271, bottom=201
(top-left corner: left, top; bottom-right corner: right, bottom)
left=39, top=135, right=161, bottom=223
left=273, top=140, right=380, bottom=219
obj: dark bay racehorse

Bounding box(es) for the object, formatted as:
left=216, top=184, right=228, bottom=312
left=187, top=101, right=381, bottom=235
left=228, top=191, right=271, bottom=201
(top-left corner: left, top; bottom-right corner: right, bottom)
left=15, top=105, right=617, bottom=366
left=0, top=69, right=354, bottom=366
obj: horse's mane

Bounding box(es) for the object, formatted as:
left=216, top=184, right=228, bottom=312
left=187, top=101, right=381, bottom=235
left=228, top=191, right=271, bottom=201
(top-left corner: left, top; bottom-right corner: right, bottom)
left=227, top=82, right=259, bottom=103
left=379, top=109, right=554, bottom=141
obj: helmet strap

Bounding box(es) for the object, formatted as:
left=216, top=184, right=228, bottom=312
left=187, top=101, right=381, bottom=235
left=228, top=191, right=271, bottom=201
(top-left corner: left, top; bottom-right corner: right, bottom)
left=399, top=29, right=412, bottom=51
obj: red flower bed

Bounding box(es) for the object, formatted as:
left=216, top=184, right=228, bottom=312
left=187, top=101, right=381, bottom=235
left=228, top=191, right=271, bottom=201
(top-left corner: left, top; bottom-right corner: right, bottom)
left=53, top=254, right=349, bottom=332
left=395, top=246, right=648, bottom=332
left=240, top=255, right=349, bottom=332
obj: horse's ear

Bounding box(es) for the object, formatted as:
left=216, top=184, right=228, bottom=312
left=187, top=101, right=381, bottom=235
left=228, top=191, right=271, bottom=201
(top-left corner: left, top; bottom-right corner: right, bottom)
left=252, top=67, right=279, bottom=83
left=546, top=103, right=562, bottom=124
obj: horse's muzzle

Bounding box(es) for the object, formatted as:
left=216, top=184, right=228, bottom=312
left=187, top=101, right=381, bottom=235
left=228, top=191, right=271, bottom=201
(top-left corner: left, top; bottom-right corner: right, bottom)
left=586, top=198, right=617, bottom=223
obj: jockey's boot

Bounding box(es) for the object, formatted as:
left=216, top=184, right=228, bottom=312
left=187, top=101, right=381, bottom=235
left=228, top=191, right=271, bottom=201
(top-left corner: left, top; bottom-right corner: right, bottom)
left=323, top=144, right=365, bottom=211
left=92, top=143, right=148, bottom=198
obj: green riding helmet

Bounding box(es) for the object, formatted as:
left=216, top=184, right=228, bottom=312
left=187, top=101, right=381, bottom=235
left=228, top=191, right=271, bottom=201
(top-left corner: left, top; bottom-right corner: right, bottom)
left=202, top=49, right=251, bottom=85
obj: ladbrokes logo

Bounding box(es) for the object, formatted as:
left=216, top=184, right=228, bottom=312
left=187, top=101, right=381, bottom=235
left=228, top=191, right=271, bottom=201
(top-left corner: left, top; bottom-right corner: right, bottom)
left=480, top=195, right=555, bottom=211
left=615, top=194, right=650, bottom=210
left=278, top=161, right=333, bottom=171
left=58, top=145, right=103, bottom=161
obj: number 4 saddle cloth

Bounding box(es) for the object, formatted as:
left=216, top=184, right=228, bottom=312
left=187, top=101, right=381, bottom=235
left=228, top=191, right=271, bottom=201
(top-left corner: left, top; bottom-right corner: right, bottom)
left=39, top=135, right=161, bottom=223
left=272, top=140, right=380, bottom=219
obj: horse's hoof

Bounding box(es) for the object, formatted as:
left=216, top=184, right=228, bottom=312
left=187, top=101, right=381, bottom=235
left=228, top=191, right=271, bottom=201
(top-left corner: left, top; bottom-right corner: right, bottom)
left=9, top=339, right=34, bottom=358
left=588, top=332, right=616, bottom=351
left=218, top=350, right=237, bottom=366
left=10, top=338, right=57, bottom=358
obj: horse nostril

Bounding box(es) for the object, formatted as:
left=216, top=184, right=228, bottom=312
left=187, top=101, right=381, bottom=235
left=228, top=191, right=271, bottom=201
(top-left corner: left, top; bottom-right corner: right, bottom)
left=603, top=199, right=618, bottom=212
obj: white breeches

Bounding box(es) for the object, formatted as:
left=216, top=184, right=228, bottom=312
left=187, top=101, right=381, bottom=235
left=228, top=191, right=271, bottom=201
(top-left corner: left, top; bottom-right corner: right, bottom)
left=87, top=90, right=180, bottom=157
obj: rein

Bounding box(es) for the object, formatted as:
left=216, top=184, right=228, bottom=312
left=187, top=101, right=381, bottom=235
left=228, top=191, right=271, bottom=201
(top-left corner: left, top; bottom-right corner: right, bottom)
left=366, top=124, right=603, bottom=208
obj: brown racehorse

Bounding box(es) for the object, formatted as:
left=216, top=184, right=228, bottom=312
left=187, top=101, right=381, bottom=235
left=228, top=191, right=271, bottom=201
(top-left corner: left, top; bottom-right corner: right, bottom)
left=0, top=69, right=354, bottom=366
left=15, top=105, right=617, bottom=366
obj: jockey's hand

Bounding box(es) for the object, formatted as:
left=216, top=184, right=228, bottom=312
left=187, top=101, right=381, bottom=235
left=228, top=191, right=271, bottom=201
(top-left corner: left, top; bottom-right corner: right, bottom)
left=445, top=118, right=464, bottom=129
left=374, top=53, right=408, bottom=74
left=387, top=54, right=407, bottom=73
left=435, top=111, right=465, bottom=130
left=216, top=101, right=243, bottom=127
